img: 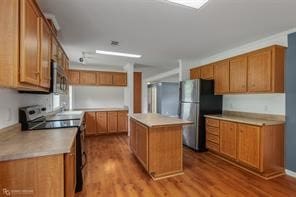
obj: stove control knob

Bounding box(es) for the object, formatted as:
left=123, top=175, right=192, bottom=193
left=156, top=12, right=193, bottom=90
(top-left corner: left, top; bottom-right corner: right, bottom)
left=41, top=107, right=47, bottom=112
left=29, top=110, right=35, bottom=115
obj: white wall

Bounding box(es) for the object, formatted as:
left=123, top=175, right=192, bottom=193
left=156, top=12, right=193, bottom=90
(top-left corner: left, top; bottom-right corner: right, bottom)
left=181, top=29, right=296, bottom=115
left=72, top=86, right=125, bottom=109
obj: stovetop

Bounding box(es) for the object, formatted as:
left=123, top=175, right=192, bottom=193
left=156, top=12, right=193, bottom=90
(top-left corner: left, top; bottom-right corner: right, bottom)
left=31, top=119, right=81, bottom=130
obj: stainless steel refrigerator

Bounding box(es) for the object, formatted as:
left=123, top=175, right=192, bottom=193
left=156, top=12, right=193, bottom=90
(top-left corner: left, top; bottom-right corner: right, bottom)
left=148, top=82, right=179, bottom=117
left=179, top=79, right=222, bottom=151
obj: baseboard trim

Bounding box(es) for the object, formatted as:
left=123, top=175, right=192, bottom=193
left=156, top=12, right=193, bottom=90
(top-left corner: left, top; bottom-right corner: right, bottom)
left=285, top=169, right=296, bottom=178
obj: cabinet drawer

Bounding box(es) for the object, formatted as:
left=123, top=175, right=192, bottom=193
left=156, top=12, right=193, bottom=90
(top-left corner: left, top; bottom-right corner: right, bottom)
left=207, top=141, right=219, bottom=152
left=206, top=118, right=220, bottom=127
left=206, top=132, right=219, bottom=144
left=206, top=126, right=220, bottom=136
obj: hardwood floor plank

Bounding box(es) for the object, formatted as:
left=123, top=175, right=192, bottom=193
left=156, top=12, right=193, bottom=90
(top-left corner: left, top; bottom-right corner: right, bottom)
left=76, top=134, right=296, bottom=197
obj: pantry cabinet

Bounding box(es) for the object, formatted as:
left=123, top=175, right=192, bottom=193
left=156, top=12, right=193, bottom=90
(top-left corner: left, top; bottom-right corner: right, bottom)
left=20, top=0, right=41, bottom=86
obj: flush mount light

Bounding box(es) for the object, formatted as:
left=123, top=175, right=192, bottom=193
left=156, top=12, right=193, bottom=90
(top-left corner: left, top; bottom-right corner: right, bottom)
left=166, top=0, right=209, bottom=9
left=95, top=50, right=142, bottom=58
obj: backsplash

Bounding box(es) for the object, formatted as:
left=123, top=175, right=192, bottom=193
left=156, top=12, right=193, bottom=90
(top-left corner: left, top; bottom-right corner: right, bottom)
left=0, top=88, right=69, bottom=129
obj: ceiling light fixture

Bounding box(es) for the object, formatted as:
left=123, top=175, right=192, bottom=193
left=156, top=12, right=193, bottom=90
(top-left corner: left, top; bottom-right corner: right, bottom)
left=166, top=0, right=209, bottom=9
left=95, top=50, right=142, bottom=58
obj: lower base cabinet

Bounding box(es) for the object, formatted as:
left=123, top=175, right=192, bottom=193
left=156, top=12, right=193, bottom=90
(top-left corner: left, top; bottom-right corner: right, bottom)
left=85, top=110, right=128, bottom=136
left=206, top=118, right=284, bottom=179
left=0, top=139, right=76, bottom=197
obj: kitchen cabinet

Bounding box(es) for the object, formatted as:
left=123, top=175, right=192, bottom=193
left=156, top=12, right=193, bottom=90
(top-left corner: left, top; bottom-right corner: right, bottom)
left=98, top=72, right=113, bottom=85
left=64, top=140, right=76, bottom=197
left=51, top=36, right=58, bottom=62
left=118, top=111, right=128, bottom=132
left=96, top=112, right=108, bottom=133
left=19, top=0, right=42, bottom=86
left=130, top=119, right=137, bottom=153
left=201, top=64, right=214, bottom=79
left=237, top=124, right=260, bottom=170
left=80, top=71, right=97, bottom=85
left=134, top=72, right=142, bottom=113
left=113, top=72, right=127, bottom=86
left=135, top=122, right=148, bottom=170
left=190, top=67, right=201, bottom=79
left=205, top=117, right=284, bottom=179
left=108, top=112, right=118, bottom=133
left=39, top=18, right=51, bottom=88
left=219, top=121, right=237, bottom=159
left=69, top=70, right=80, bottom=85
left=214, top=60, right=230, bottom=94
left=85, top=112, right=97, bottom=135
left=229, top=56, right=247, bottom=93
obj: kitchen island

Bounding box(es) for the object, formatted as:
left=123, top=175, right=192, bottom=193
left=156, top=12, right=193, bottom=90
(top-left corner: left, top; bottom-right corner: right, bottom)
left=129, top=113, right=192, bottom=180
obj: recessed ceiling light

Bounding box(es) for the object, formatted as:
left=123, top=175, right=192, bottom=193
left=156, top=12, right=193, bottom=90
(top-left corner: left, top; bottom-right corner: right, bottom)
left=95, top=50, right=142, bottom=58
left=166, top=0, right=209, bottom=9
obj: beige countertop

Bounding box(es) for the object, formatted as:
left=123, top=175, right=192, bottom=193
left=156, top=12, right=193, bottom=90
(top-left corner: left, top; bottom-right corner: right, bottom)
left=73, top=107, right=128, bottom=112
left=130, top=113, right=193, bottom=128
left=0, top=125, right=77, bottom=162
left=204, top=114, right=285, bottom=126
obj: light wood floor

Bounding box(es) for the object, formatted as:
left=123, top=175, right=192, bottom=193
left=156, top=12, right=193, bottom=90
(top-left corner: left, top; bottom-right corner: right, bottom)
left=76, top=134, right=296, bottom=197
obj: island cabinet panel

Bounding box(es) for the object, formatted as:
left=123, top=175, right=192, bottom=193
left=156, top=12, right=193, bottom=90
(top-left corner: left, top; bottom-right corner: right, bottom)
left=205, top=117, right=284, bottom=179
left=247, top=49, right=272, bottom=92
left=108, top=112, right=118, bottom=133
left=20, top=0, right=42, bottom=86
left=85, top=112, right=97, bottom=135
left=219, top=121, right=237, bottom=160
left=135, top=122, right=148, bottom=170
left=214, top=60, right=230, bottom=95
left=237, top=124, right=261, bottom=170
left=130, top=119, right=137, bottom=153
left=96, top=112, right=108, bottom=133
left=148, top=126, right=182, bottom=178
left=117, top=111, right=128, bottom=132
left=64, top=140, right=76, bottom=197
left=229, top=56, right=248, bottom=93
left=79, top=71, right=96, bottom=85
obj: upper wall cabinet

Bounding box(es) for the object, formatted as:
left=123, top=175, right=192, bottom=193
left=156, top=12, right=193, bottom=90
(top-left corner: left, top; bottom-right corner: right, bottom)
left=190, top=45, right=285, bottom=95
left=0, top=0, right=69, bottom=92
left=69, top=70, right=128, bottom=87
left=200, top=64, right=214, bottom=79
left=190, top=67, right=201, bottom=79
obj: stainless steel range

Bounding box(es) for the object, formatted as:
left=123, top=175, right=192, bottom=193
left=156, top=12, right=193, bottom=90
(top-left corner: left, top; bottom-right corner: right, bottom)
left=19, top=105, right=86, bottom=192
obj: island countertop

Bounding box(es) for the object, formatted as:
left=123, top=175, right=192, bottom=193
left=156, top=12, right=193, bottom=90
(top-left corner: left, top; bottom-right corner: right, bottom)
left=129, top=113, right=193, bottom=128
left=0, top=125, right=77, bottom=162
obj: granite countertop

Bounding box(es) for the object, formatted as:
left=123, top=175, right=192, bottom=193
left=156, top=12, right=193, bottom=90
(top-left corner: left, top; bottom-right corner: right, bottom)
left=73, top=107, right=129, bottom=112
left=46, top=111, right=85, bottom=122
left=130, top=113, right=193, bottom=128
left=0, top=125, right=77, bottom=162
left=204, top=114, right=285, bottom=126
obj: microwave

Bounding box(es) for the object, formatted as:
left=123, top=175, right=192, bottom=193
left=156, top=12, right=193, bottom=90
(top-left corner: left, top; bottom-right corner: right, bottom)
left=52, top=60, right=69, bottom=95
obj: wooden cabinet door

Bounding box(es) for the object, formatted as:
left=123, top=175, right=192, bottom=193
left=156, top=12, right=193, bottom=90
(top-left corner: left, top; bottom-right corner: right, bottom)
left=220, top=121, right=237, bottom=159
left=136, top=122, right=148, bottom=169
left=190, top=68, right=201, bottom=79
left=64, top=140, right=76, bottom=197
left=69, top=70, right=80, bottom=85
left=248, top=49, right=272, bottom=92
left=214, top=60, right=230, bottom=94
left=98, top=72, right=113, bottom=85
left=238, top=124, right=261, bottom=170
left=229, top=56, right=247, bottom=93
left=57, top=46, right=63, bottom=68
left=85, top=112, right=97, bottom=135
left=130, top=119, right=137, bottom=153
left=20, top=0, right=41, bottom=86
left=201, top=65, right=214, bottom=79
left=39, top=18, right=51, bottom=88
left=133, top=72, right=142, bottom=113
left=80, top=71, right=96, bottom=85
left=51, top=37, right=58, bottom=61
left=96, top=112, right=107, bottom=133
left=108, top=112, right=118, bottom=133
left=118, top=111, right=128, bottom=132
left=113, top=73, right=127, bottom=86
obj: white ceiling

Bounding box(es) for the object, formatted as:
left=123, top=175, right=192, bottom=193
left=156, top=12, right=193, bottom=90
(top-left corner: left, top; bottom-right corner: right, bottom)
left=37, top=0, right=296, bottom=68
